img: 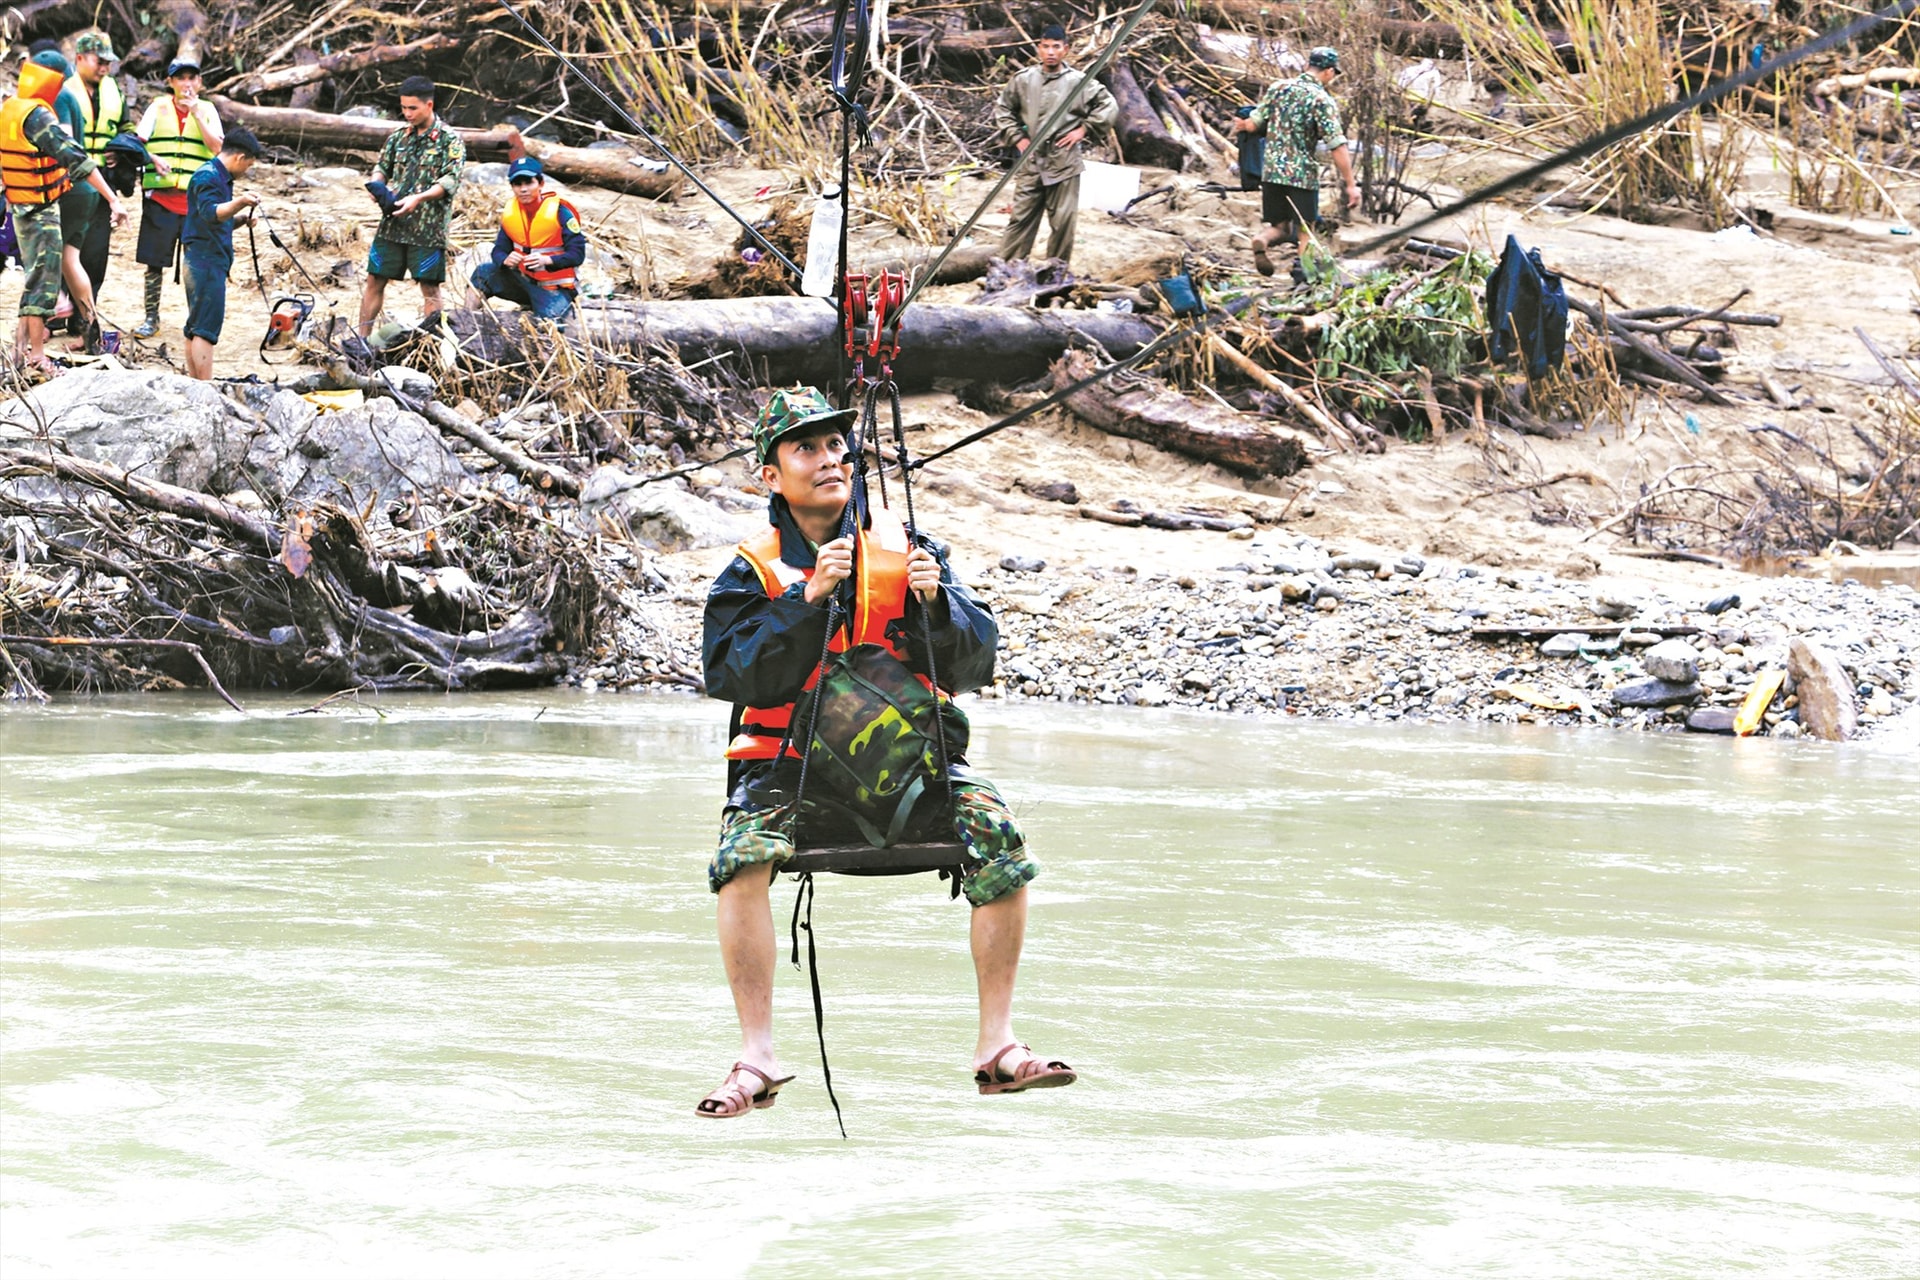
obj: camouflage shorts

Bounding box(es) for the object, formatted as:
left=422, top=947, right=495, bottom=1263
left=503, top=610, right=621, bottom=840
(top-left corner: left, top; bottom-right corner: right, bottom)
left=711, top=774, right=1037, bottom=907
left=12, top=201, right=65, bottom=319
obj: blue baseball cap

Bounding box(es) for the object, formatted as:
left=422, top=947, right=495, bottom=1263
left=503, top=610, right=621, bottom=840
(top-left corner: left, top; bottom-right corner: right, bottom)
left=507, top=156, right=544, bottom=183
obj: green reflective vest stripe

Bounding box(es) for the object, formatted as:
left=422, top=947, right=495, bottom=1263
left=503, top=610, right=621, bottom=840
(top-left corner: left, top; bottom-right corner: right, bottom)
left=64, top=73, right=126, bottom=158
left=142, top=102, right=213, bottom=193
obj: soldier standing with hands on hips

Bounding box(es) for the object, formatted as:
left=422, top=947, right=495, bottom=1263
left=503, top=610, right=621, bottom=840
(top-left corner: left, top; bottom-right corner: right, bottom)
left=993, top=22, right=1117, bottom=267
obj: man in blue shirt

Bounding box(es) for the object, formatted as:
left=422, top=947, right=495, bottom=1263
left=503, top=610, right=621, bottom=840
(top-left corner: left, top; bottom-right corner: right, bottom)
left=466, top=156, right=586, bottom=321
left=180, top=127, right=261, bottom=380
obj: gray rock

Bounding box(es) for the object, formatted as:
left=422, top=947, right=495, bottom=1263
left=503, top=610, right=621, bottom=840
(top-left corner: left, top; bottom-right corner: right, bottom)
left=2, top=369, right=256, bottom=494
left=376, top=365, right=436, bottom=402
left=1610, top=677, right=1704, bottom=708
left=1594, top=594, right=1639, bottom=620
left=464, top=161, right=510, bottom=187
left=264, top=392, right=472, bottom=510
left=1133, top=684, right=1172, bottom=707
left=580, top=467, right=760, bottom=552
left=1621, top=630, right=1663, bottom=647
left=1539, top=632, right=1589, bottom=658
left=1332, top=553, right=1382, bottom=572
left=1787, top=637, right=1857, bottom=741
left=1395, top=553, right=1427, bottom=575
left=999, top=555, right=1046, bottom=573
left=1685, top=706, right=1738, bottom=734
left=1642, top=638, right=1701, bottom=684
left=1772, top=719, right=1804, bottom=740
left=1705, top=593, right=1741, bottom=615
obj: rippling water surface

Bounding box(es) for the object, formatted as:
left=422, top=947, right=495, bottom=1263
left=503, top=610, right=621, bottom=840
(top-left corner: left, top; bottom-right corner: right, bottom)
left=3, top=695, right=1917, bottom=1277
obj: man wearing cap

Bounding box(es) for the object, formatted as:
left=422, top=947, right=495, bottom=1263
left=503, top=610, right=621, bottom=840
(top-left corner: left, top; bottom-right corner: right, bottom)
left=54, top=32, right=126, bottom=346
left=3, top=49, right=129, bottom=372
left=133, top=57, right=222, bottom=338
left=994, top=23, right=1117, bottom=266
left=1233, top=46, right=1361, bottom=280
left=178, top=128, right=262, bottom=380
left=465, top=157, right=585, bottom=322
left=359, top=75, right=463, bottom=336
left=693, top=386, right=1072, bottom=1120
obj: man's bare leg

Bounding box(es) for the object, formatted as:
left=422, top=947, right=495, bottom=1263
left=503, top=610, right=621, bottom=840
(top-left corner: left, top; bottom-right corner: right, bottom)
left=61, top=247, right=97, bottom=340
left=970, top=885, right=1027, bottom=1065
left=715, top=861, right=783, bottom=1078
left=419, top=281, right=442, bottom=327
left=358, top=275, right=387, bottom=337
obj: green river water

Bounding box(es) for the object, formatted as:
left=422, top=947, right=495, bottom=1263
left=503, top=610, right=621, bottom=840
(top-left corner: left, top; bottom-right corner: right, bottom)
left=2, top=694, right=1916, bottom=1278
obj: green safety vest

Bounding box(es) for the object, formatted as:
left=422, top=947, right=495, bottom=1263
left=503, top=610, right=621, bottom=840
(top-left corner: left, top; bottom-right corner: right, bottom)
left=142, top=100, right=213, bottom=193
left=63, top=73, right=126, bottom=158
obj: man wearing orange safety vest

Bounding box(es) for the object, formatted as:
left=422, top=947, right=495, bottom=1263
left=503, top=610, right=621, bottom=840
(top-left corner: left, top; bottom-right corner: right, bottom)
left=2, top=49, right=128, bottom=373
left=693, top=386, right=1074, bottom=1120
left=466, top=156, right=584, bottom=321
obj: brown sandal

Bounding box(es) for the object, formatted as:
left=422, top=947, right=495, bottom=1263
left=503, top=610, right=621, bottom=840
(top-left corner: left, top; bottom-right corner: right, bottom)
left=1251, top=241, right=1276, bottom=278
left=694, top=1061, right=794, bottom=1119
left=974, top=1043, right=1077, bottom=1096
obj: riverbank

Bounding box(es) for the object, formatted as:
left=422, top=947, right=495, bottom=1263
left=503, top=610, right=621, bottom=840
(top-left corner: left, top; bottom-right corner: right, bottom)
left=583, top=528, right=1920, bottom=742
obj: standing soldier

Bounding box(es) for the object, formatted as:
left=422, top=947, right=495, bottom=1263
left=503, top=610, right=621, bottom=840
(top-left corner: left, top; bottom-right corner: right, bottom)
left=993, top=22, right=1117, bottom=266
left=358, top=76, right=464, bottom=336
left=133, top=57, right=222, bottom=338
left=1232, top=46, right=1361, bottom=281
left=3, top=50, right=128, bottom=372
left=56, top=32, right=127, bottom=348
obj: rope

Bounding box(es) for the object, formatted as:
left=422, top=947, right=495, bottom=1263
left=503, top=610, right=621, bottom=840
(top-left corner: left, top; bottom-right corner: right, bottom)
left=787, top=871, right=845, bottom=1139
left=496, top=0, right=805, bottom=281
left=1343, top=0, right=1920, bottom=260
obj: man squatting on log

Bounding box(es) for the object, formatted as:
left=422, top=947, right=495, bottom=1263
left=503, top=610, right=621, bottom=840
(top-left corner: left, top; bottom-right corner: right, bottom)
left=2, top=50, right=128, bottom=373
left=995, top=22, right=1118, bottom=267
left=133, top=56, right=222, bottom=339
left=1233, top=46, right=1360, bottom=282
left=179, top=128, right=263, bottom=380
left=465, top=155, right=585, bottom=322
left=695, top=387, right=1077, bottom=1118
left=359, top=75, right=464, bottom=336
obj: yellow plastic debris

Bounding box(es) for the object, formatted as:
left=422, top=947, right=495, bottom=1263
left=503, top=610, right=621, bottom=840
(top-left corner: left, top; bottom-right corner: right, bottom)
left=1494, top=682, right=1583, bottom=711
left=300, top=389, right=365, bottom=414
left=1734, top=668, right=1787, bottom=736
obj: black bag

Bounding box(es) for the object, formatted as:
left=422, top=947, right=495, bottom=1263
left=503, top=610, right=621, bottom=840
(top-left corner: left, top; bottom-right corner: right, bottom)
left=1234, top=106, right=1264, bottom=192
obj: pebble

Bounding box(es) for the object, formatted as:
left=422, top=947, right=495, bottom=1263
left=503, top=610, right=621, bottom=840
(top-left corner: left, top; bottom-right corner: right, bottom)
left=1609, top=677, right=1704, bottom=708
left=1540, top=632, right=1588, bottom=658
left=1642, top=638, right=1702, bottom=684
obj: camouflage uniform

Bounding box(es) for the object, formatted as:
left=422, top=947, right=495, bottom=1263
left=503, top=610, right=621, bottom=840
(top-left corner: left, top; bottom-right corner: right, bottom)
left=1248, top=72, right=1348, bottom=189
left=8, top=105, right=96, bottom=318
left=703, top=388, right=1036, bottom=908
left=366, top=115, right=464, bottom=284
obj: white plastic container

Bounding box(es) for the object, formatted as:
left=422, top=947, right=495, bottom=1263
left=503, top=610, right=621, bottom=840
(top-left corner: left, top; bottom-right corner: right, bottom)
left=1078, top=162, right=1141, bottom=213
left=801, top=186, right=844, bottom=298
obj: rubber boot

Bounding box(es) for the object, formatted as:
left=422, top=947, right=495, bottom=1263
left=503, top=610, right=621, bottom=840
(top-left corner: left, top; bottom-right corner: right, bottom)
left=132, top=270, right=162, bottom=338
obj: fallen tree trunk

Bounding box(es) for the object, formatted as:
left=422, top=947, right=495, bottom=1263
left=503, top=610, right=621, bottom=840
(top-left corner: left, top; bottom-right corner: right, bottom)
left=125, top=0, right=206, bottom=71
left=226, top=34, right=465, bottom=100
left=568, top=296, right=1164, bottom=387
left=1102, top=59, right=1188, bottom=172
left=1049, top=348, right=1311, bottom=477
left=1193, top=1, right=1576, bottom=64
left=208, top=97, right=681, bottom=199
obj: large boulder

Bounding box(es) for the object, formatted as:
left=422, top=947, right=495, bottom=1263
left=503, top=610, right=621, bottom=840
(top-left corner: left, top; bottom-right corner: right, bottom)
left=580, top=465, right=761, bottom=552
left=1788, top=637, right=1857, bottom=741
left=0, top=369, right=472, bottom=515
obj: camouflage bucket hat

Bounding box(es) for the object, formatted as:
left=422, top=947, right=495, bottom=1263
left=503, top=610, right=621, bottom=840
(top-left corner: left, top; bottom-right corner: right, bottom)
left=753, top=386, right=857, bottom=464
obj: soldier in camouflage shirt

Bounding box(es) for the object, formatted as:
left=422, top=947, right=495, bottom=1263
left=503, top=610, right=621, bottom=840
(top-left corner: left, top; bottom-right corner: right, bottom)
left=1233, top=46, right=1360, bottom=280
left=357, top=76, right=464, bottom=336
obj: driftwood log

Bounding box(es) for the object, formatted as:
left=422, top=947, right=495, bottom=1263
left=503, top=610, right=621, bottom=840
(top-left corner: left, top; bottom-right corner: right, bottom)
left=1102, top=60, right=1188, bottom=172
left=1048, top=348, right=1311, bottom=478
left=224, top=33, right=465, bottom=99
left=124, top=0, right=206, bottom=71
left=568, top=296, right=1163, bottom=387
left=208, top=97, right=681, bottom=199
left=1192, top=1, right=1576, bottom=65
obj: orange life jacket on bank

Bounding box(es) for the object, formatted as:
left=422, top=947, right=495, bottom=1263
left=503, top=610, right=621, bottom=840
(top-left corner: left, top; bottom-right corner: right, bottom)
left=0, top=62, right=74, bottom=206
left=500, top=191, right=579, bottom=288
left=724, top=505, right=940, bottom=761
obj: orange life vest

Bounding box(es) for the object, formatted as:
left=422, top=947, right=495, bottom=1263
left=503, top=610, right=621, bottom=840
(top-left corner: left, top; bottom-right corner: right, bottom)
left=500, top=192, right=579, bottom=288
left=0, top=62, right=74, bottom=206
left=725, top=506, right=934, bottom=761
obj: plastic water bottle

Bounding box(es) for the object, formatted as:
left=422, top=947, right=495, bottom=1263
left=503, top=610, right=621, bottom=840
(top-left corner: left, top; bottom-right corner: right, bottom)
left=801, top=186, right=843, bottom=299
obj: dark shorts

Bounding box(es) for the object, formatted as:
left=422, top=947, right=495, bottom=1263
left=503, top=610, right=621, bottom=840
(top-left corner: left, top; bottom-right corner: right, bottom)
left=58, top=187, right=102, bottom=248
left=1262, top=181, right=1319, bottom=230
left=182, top=254, right=227, bottom=343
left=136, top=199, right=184, bottom=271
left=366, top=235, right=446, bottom=284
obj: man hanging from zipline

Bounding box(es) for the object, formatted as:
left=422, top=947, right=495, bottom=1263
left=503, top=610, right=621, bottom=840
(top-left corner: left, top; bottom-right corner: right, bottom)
left=696, top=386, right=1076, bottom=1119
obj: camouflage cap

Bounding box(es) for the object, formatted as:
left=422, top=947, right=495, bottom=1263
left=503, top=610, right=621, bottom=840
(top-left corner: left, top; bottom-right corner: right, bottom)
left=75, top=32, right=117, bottom=59
left=1308, top=46, right=1339, bottom=70
left=753, top=386, right=856, bottom=464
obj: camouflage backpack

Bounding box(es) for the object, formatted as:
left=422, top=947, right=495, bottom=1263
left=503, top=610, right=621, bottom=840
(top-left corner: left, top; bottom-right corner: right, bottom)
left=790, top=643, right=968, bottom=847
